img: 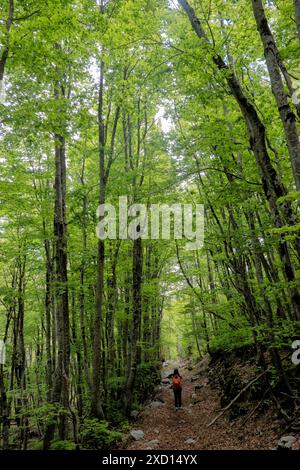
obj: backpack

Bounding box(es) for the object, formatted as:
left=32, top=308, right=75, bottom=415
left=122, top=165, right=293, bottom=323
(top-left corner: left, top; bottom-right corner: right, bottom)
left=172, top=374, right=182, bottom=390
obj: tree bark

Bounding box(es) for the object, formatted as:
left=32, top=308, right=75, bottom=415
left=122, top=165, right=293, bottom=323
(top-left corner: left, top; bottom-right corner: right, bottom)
left=252, top=0, right=300, bottom=190
left=43, top=219, right=53, bottom=402
left=294, top=0, right=300, bottom=44
left=53, top=130, right=70, bottom=440
left=13, top=255, right=28, bottom=449
left=125, top=235, right=143, bottom=415
left=0, top=279, right=15, bottom=449
left=91, top=59, right=106, bottom=419
left=105, top=241, right=120, bottom=394
left=91, top=41, right=121, bottom=414
left=0, top=0, right=14, bottom=83
left=44, top=69, right=70, bottom=447
left=78, top=160, right=91, bottom=392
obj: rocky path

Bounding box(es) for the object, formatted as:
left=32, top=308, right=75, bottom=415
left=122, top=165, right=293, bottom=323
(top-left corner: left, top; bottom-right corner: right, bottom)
left=125, top=358, right=287, bottom=450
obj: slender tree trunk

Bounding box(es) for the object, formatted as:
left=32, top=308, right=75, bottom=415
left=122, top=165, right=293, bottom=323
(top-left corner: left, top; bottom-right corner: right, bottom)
left=44, top=224, right=53, bottom=402
left=0, top=364, right=9, bottom=449
left=125, top=235, right=143, bottom=415
left=190, top=299, right=202, bottom=358
left=79, top=162, right=91, bottom=392
left=15, top=257, right=25, bottom=423
left=0, top=293, right=14, bottom=449
left=106, top=242, right=120, bottom=394
left=294, top=0, right=300, bottom=44
left=252, top=0, right=300, bottom=189
left=52, top=42, right=71, bottom=440
left=79, top=247, right=91, bottom=391
left=44, top=69, right=70, bottom=447
left=91, top=60, right=105, bottom=420
left=53, top=130, right=70, bottom=440
left=0, top=0, right=14, bottom=84
left=142, top=244, right=152, bottom=363
left=71, top=294, right=83, bottom=418
left=13, top=255, right=28, bottom=450
left=123, top=273, right=131, bottom=376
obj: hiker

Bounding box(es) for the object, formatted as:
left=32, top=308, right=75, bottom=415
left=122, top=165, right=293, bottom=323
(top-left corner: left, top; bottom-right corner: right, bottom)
left=172, top=368, right=182, bottom=410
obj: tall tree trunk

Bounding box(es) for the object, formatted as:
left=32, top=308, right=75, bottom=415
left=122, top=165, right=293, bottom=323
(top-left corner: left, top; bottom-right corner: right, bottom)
left=106, top=241, right=120, bottom=395
left=142, top=243, right=152, bottom=364
left=44, top=221, right=53, bottom=402
left=252, top=0, right=300, bottom=189
left=79, top=161, right=91, bottom=392
left=125, top=235, right=143, bottom=415
left=71, top=294, right=83, bottom=418
left=0, top=0, right=14, bottom=84
left=0, top=363, right=9, bottom=449
left=0, top=283, right=15, bottom=450
left=44, top=70, right=70, bottom=447
left=294, top=0, right=300, bottom=44
left=53, top=130, right=70, bottom=440
left=13, top=255, right=28, bottom=449
left=91, top=59, right=105, bottom=420
left=123, top=273, right=131, bottom=376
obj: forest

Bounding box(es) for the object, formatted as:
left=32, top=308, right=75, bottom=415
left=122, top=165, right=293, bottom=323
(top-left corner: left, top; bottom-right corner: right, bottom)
left=0, top=0, right=300, bottom=452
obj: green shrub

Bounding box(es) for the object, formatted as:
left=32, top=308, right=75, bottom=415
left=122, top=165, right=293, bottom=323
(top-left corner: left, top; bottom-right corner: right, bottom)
left=50, top=440, right=77, bottom=450
left=119, top=420, right=131, bottom=433
left=80, top=419, right=122, bottom=450
left=105, top=402, right=126, bottom=424
left=30, top=403, right=67, bottom=427
left=28, top=440, right=44, bottom=450
left=135, top=363, right=161, bottom=402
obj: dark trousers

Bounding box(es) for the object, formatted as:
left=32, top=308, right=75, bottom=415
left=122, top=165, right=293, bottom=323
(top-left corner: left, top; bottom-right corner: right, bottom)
left=173, top=388, right=182, bottom=408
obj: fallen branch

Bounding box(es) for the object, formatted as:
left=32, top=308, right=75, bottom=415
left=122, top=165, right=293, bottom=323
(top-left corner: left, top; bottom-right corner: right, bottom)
left=207, top=353, right=291, bottom=428
left=280, top=391, right=300, bottom=401
left=207, top=369, right=269, bottom=427
left=239, top=387, right=270, bottom=428
left=270, top=389, right=291, bottom=423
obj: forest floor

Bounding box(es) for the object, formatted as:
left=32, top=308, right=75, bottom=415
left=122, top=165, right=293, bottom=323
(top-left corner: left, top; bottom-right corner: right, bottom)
left=125, top=357, right=300, bottom=450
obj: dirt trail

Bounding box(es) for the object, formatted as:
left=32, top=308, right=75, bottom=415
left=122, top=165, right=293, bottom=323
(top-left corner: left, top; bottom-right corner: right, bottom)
left=126, top=359, right=283, bottom=450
